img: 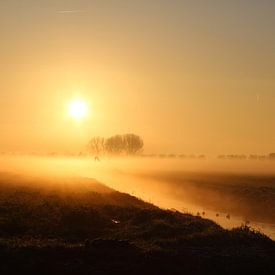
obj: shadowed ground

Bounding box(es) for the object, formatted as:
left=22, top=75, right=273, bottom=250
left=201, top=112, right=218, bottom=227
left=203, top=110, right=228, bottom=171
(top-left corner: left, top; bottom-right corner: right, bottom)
left=0, top=173, right=274, bottom=274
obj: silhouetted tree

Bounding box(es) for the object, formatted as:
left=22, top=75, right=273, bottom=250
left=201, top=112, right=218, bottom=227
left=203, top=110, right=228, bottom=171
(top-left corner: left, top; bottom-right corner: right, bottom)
left=123, top=134, right=144, bottom=155
left=87, top=133, right=144, bottom=156
left=105, top=135, right=125, bottom=155
left=87, top=137, right=105, bottom=155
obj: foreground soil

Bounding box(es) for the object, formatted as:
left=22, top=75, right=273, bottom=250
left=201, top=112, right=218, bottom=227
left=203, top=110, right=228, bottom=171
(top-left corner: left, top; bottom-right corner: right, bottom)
left=0, top=173, right=274, bottom=274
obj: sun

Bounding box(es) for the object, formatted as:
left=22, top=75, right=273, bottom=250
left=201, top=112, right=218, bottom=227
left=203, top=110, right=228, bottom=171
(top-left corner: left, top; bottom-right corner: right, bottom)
left=68, top=100, right=88, bottom=119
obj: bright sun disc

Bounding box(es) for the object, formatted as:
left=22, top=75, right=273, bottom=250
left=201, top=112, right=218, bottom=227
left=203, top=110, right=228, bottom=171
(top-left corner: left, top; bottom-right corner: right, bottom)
left=68, top=100, right=88, bottom=119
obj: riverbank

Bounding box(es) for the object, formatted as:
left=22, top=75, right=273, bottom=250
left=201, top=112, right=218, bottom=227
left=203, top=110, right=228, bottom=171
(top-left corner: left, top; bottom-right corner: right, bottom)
left=0, top=173, right=274, bottom=274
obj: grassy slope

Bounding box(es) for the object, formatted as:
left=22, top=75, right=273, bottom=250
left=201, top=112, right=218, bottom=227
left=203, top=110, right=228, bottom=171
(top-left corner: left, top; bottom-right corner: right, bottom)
left=0, top=173, right=274, bottom=274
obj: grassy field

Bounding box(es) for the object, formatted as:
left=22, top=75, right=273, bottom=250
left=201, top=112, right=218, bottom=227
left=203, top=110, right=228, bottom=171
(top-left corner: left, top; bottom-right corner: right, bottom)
left=0, top=172, right=274, bottom=274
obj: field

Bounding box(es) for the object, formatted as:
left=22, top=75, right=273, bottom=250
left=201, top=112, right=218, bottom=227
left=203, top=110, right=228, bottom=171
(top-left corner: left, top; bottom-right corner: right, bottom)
left=91, top=158, right=275, bottom=238
left=0, top=170, right=274, bottom=274
left=2, top=1, right=275, bottom=273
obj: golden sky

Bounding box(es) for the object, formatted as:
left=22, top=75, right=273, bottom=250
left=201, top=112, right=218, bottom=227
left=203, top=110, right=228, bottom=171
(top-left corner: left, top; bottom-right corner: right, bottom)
left=1, top=1, right=275, bottom=154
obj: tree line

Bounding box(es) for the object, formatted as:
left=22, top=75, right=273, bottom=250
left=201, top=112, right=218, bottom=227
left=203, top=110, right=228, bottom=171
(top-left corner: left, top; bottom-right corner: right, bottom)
left=87, top=134, right=144, bottom=156
left=217, top=153, right=275, bottom=160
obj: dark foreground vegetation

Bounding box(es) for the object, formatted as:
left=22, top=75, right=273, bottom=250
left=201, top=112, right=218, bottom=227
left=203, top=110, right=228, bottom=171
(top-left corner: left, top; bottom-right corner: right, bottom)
left=0, top=173, right=274, bottom=274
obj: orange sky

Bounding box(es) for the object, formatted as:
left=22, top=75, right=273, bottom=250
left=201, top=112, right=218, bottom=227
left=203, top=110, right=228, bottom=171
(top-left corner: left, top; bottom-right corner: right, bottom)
left=1, top=1, right=275, bottom=154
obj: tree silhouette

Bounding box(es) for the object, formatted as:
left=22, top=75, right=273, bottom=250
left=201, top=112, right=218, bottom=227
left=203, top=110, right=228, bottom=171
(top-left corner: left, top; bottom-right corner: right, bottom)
left=123, top=134, right=144, bottom=155
left=105, top=135, right=125, bottom=155
left=87, top=137, right=105, bottom=155
left=87, top=134, right=144, bottom=156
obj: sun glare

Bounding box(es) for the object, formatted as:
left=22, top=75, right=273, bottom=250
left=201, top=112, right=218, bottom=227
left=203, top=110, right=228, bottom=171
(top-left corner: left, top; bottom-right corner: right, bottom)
left=68, top=100, right=88, bottom=119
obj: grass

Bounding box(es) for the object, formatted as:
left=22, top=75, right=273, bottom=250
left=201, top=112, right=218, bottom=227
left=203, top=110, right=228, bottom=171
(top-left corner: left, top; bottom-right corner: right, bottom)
left=0, top=173, right=274, bottom=274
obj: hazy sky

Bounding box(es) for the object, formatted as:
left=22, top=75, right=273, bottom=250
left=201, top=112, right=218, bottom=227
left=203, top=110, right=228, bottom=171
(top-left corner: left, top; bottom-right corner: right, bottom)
left=1, top=0, right=275, bottom=154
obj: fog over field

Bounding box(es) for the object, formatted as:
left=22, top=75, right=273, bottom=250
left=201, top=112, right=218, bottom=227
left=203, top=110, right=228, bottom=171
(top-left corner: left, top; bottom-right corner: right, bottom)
left=2, top=0, right=275, bottom=273
left=1, top=155, right=274, bottom=239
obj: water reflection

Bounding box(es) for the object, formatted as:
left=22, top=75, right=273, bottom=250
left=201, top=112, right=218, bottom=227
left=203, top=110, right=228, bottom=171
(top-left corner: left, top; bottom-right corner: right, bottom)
left=1, top=156, right=274, bottom=240
left=96, top=169, right=275, bottom=240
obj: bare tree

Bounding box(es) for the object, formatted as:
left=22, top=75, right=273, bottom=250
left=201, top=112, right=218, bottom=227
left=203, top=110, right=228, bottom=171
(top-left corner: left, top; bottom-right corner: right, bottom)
left=123, top=134, right=144, bottom=155
left=87, top=133, right=144, bottom=156
left=105, top=135, right=125, bottom=155
left=87, top=137, right=105, bottom=155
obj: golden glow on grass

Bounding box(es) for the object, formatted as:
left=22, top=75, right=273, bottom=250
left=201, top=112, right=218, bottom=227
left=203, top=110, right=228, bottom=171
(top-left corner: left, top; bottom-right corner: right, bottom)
left=68, top=100, right=88, bottom=120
